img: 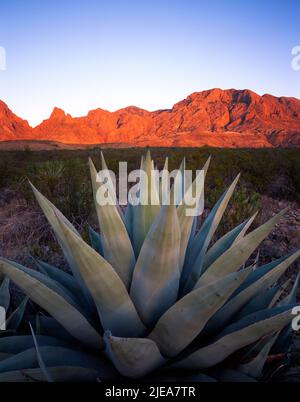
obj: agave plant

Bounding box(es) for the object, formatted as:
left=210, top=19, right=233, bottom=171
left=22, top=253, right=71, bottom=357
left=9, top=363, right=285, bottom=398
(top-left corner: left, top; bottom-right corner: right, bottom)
left=0, top=151, right=299, bottom=382
left=0, top=276, right=28, bottom=336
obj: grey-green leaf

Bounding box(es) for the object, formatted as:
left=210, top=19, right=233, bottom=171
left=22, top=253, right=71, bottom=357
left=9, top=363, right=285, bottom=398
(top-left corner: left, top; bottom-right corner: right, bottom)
left=149, top=269, right=250, bottom=357
left=0, top=259, right=102, bottom=349
left=130, top=204, right=181, bottom=327
left=174, top=307, right=293, bottom=369
left=58, top=218, right=146, bottom=337
left=104, top=331, right=165, bottom=378
left=89, top=158, right=136, bottom=288
left=195, top=209, right=288, bottom=289
left=182, top=175, right=240, bottom=293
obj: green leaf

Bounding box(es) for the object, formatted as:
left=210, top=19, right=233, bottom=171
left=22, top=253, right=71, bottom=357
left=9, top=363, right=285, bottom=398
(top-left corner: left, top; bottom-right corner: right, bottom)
left=238, top=332, right=279, bottom=379
left=131, top=150, right=161, bottom=256
left=0, top=335, right=69, bottom=354
left=0, top=353, right=11, bottom=362
left=233, top=286, right=279, bottom=322
left=202, top=212, right=257, bottom=272
left=159, top=156, right=169, bottom=204
left=29, top=323, right=53, bottom=382
left=278, top=271, right=300, bottom=306
left=0, top=259, right=102, bottom=349
left=0, top=277, right=10, bottom=312
left=58, top=218, right=146, bottom=337
left=124, top=203, right=133, bottom=239
left=7, top=296, right=29, bottom=330
left=177, top=157, right=211, bottom=274
left=271, top=273, right=300, bottom=354
left=36, top=260, right=87, bottom=309
left=149, top=269, right=250, bottom=357
left=88, top=227, right=104, bottom=256
left=29, top=182, right=94, bottom=308
left=182, top=175, right=240, bottom=293
left=31, top=316, right=81, bottom=345
left=104, top=331, right=165, bottom=378
left=233, top=254, right=292, bottom=296
left=130, top=204, right=181, bottom=327
left=0, top=346, right=117, bottom=379
left=203, top=250, right=300, bottom=336
left=1, top=258, right=85, bottom=314
left=174, top=307, right=294, bottom=369
left=173, top=157, right=186, bottom=206
left=89, top=158, right=136, bottom=288
left=195, top=209, right=288, bottom=289
left=177, top=171, right=205, bottom=273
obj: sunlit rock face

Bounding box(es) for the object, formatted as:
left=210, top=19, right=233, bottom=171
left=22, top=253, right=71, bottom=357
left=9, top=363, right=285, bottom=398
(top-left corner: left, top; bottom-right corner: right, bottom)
left=1, top=89, right=300, bottom=147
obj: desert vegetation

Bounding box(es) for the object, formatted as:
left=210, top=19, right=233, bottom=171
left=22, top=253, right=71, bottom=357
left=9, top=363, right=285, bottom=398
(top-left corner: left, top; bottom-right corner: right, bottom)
left=0, top=148, right=299, bottom=381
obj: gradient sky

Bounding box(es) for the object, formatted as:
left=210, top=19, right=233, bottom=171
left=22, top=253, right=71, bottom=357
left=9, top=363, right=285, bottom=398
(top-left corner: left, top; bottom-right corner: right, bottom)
left=0, top=0, right=299, bottom=126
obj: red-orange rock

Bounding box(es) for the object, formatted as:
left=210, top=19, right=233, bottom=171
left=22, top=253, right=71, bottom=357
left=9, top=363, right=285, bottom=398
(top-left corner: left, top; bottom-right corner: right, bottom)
left=0, top=100, right=32, bottom=141
left=0, top=89, right=300, bottom=147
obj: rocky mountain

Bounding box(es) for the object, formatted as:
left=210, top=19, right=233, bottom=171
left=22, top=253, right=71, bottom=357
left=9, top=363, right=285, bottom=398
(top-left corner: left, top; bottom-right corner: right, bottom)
left=1, top=89, right=300, bottom=147
left=0, top=100, right=32, bottom=141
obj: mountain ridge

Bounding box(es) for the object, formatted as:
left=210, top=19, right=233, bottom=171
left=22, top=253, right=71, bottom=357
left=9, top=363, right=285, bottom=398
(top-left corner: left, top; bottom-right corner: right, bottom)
left=1, top=88, right=300, bottom=148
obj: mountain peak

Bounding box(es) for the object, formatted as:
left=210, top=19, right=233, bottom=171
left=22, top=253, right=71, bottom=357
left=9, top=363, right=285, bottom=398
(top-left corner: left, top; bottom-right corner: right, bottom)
left=0, top=88, right=299, bottom=147
left=50, top=107, right=66, bottom=120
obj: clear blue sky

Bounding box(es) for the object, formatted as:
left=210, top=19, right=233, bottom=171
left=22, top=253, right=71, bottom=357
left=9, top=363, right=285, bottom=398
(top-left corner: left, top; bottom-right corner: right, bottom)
left=0, top=0, right=299, bottom=126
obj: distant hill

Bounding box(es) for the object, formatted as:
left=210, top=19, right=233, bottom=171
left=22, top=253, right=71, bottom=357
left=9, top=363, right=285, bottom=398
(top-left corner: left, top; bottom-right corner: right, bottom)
left=1, top=89, right=300, bottom=148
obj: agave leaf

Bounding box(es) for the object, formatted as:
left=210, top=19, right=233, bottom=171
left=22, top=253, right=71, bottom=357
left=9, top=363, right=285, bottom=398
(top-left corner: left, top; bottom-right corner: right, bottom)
left=173, top=157, right=186, bottom=206
left=238, top=332, right=279, bottom=379
left=271, top=273, right=300, bottom=354
left=0, top=335, right=69, bottom=354
left=174, top=306, right=294, bottom=369
left=0, top=366, right=104, bottom=382
left=100, top=152, right=126, bottom=221
left=1, top=258, right=85, bottom=314
left=104, top=331, right=166, bottom=378
left=203, top=250, right=300, bottom=336
left=131, top=150, right=161, bottom=256
left=232, top=286, right=280, bottom=322
left=278, top=271, right=300, bottom=306
left=36, top=260, right=85, bottom=307
left=89, top=158, right=136, bottom=288
left=200, top=155, right=211, bottom=177
left=88, top=227, right=104, bottom=256
left=6, top=296, right=29, bottom=330
left=124, top=203, right=133, bottom=239
left=29, top=323, right=53, bottom=382
left=182, top=175, right=240, bottom=293
left=159, top=156, right=169, bottom=203
left=178, top=157, right=211, bottom=272
left=0, top=346, right=116, bottom=379
left=31, top=315, right=81, bottom=345
left=130, top=204, right=181, bottom=327
left=202, top=212, right=257, bottom=272
left=177, top=172, right=205, bottom=273
left=0, top=259, right=102, bottom=349
left=58, top=218, right=146, bottom=337
left=271, top=324, right=292, bottom=354
left=269, top=278, right=293, bottom=308
left=233, top=253, right=292, bottom=296
left=149, top=269, right=250, bottom=357
left=29, top=182, right=94, bottom=308
left=0, top=353, right=11, bottom=362
left=100, top=151, right=115, bottom=196
left=195, top=209, right=288, bottom=289
left=29, top=181, right=79, bottom=236
left=0, top=277, right=10, bottom=312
